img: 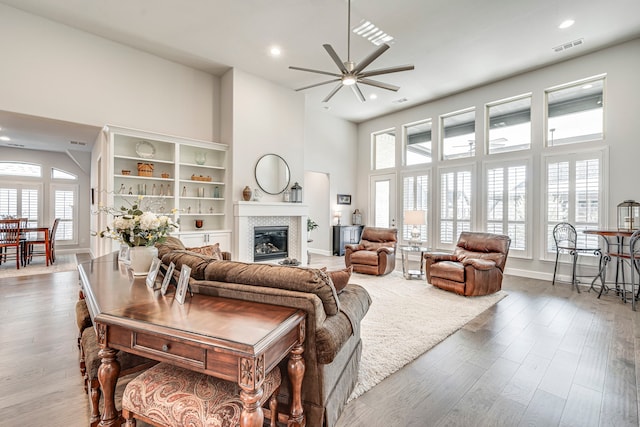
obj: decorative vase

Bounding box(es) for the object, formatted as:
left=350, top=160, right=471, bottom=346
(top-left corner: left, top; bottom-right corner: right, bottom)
left=128, top=246, right=158, bottom=275
left=242, top=186, right=252, bottom=201
left=195, top=151, right=207, bottom=165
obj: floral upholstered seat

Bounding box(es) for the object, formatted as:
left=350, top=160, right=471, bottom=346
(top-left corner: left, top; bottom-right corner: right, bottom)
left=122, top=362, right=281, bottom=427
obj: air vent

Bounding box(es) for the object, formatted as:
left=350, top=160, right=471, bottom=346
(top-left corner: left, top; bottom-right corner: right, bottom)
left=69, top=140, right=87, bottom=146
left=7, top=143, right=25, bottom=148
left=393, top=97, right=408, bottom=104
left=553, top=38, right=584, bottom=53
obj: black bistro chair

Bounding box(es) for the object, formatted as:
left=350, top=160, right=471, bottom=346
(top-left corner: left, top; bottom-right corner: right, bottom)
left=552, top=222, right=602, bottom=293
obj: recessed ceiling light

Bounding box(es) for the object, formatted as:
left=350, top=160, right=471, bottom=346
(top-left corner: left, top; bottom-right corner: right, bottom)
left=369, top=93, right=378, bottom=100
left=0, top=136, right=10, bottom=141
left=269, top=46, right=282, bottom=57
left=558, top=19, right=575, bottom=29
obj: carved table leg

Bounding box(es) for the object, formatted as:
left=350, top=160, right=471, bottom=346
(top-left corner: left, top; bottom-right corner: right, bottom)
left=288, top=342, right=306, bottom=427
left=97, top=343, right=121, bottom=427
left=239, top=386, right=264, bottom=427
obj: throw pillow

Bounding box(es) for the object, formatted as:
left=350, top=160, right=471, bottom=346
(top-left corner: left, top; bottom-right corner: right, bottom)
left=322, top=266, right=352, bottom=293
left=186, top=243, right=223, bottom=260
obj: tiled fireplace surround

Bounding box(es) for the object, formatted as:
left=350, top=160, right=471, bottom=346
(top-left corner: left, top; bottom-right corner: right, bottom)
left=233, top=202, right=309, bottom=263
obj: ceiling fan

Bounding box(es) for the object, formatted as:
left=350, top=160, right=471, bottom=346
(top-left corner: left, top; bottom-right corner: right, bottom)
left=289, top=0, right=414, bottom=103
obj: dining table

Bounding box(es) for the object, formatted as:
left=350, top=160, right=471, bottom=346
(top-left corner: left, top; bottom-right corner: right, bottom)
left=583, top=229, right=639, bottom=310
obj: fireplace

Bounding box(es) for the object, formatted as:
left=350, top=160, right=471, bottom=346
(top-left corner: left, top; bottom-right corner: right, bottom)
left=254, top=226, right=288, bottom=261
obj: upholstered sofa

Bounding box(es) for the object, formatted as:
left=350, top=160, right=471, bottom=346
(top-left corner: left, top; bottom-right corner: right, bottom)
left=424, top=232, right=511, bottom=296
left=156, top=237, right=371, bottom=427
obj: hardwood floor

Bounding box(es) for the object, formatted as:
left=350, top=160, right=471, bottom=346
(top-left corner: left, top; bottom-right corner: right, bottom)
left=0, top=254, right=638, bottom=426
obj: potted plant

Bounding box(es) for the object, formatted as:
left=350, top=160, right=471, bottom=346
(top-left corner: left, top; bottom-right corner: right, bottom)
left=307, top=218, right=319, bottom=240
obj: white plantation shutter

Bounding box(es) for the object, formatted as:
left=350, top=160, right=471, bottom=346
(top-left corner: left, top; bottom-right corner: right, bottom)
left=402, top=174, right=429, bottom=243
left=486, top=163, right=528, bottom=254
left=0, top=188, right=18, bottom=217
left=440, top=168, right=473, bottom=245
left=54, top=189, right=74, bottom=241
left=545, top=153, right=602, bottom=255
left=21, top=189, right=39, bottom=227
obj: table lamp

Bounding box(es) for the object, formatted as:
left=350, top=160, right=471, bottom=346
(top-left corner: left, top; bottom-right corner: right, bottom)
left=404, top=210, right=425, bottom=246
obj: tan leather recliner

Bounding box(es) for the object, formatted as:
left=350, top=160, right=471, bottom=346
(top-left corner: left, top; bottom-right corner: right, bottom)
left=424, top=232, right=511, bottom=296
left=345, top=227, right=397, bottom=276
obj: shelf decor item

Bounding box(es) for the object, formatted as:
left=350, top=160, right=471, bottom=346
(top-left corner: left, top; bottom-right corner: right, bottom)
left=195, top=151, right=207, bottom=165
left=135, top=140, right=156, bottom=159
left=191, top=174, right=212, bottom=182
left=121, top=170, right=131, bottom=175
left=137, top=162, right=154, bottom=177
left=161, top=172, right=170, bottom=179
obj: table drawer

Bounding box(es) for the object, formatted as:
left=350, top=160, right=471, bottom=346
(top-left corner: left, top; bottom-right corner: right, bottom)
left=132, top=332, right=206, bottom=369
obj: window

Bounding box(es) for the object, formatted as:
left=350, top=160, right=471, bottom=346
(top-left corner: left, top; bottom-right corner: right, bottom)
left=486, top=161, right=529, bottom=255
left=545, top=151, right=605, bottom=257
left=51, top=184, right=78, bottom=243
left=0, top=185, right=41, bottom=225
left=487, top=95, right=531, bottom=154
left=52, top=168, right=77, bottom=180
left=0, top=162, right=41, bottom=177
left=404, top=120, right=432, bottom=165
left=441, top=109, right=476, bottom=160
left=402, top=173, right=429, bottom=243
left=372, top=129, right=396, bottom=170
left=546, top=76, right=604, bottom=146
left=439, top=167, right=473, bottom=245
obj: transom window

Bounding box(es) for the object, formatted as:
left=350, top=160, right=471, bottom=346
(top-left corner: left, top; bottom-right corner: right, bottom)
left=546, top=76, right=605, bottom=146
left=0, top=162, right=41, bottom=177
left=52, top=168, right=77, bottom=180
left=487, top=95, right=531, bottom=154
left=441, top=109, right=476, bottom=160
left=404, top=120, right=432, bottom=165
left=372, top=129, right=396, bottom=170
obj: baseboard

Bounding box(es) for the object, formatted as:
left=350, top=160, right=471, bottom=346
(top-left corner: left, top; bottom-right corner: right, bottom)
left=309, top=248, right=332, bottom=257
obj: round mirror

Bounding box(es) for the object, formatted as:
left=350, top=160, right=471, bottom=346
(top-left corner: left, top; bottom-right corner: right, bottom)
left=255, top=154, right=291, bottom=195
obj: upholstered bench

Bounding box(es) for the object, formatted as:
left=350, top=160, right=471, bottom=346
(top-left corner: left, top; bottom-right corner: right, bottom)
left=122, top=362, right=281, bottom=427
left=80, top=327, right=157, bottom=426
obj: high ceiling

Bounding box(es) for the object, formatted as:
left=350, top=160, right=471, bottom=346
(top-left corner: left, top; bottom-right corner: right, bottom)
left=1, top=0, right=639, bottom=152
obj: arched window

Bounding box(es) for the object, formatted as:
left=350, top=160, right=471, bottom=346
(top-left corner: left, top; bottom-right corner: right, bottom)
left=0, top=162, right=42, bottom=177
left=52, top=168, right=77, bottom=180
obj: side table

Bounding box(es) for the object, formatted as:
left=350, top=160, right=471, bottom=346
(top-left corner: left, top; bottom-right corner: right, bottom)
left=400, top=245, right=430, bottom=280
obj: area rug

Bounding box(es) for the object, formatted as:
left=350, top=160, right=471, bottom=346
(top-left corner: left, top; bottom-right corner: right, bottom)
left=0, top=254, right=78, bottom=278
left=348, top=271, right=506, bottom=402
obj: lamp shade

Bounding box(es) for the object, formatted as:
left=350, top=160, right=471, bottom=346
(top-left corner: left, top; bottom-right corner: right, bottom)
left=404, top=210, right=426, bottom=225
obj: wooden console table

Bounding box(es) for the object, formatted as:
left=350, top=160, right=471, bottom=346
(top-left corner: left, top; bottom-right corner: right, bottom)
left=79, top=253, right=306, bottom=427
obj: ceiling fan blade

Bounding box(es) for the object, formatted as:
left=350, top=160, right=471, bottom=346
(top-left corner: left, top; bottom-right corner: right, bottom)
left=358, top=78, right=400, bottom=92
left=322, top=83, right=344, bottom=103
left=294, top=79, right=341, bottom=91
left=289, top=66, right=342, bottom=78
left=351, top=84, right=366, bottom=102
left=323, top=44, right=349, bottom=73
left=353, top=44, right=390, bottom=74
left=359, top=64, right=415, bottom=78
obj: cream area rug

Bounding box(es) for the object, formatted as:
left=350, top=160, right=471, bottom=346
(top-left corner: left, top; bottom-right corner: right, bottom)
left=0, top=253, right=79, bottom=278
left=348, top=271, right=506, bottom=402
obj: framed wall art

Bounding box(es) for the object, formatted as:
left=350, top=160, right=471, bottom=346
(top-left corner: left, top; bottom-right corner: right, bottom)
left=337, top=194, right=352, bottom=205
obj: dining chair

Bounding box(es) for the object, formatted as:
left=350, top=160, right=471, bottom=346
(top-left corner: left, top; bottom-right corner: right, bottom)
left=552, top=222, right=602, bottom=292
left=25, top=218, right=59, bottom=265
left=0, top=219, right=22, bottom=269
left=628, top=230, right=640, bottom=311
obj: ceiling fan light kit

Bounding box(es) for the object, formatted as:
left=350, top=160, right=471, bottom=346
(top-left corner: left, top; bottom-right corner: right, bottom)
left=289, top=0, right=414, bottom=103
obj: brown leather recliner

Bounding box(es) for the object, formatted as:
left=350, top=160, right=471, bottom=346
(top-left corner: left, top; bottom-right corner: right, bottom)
left=424, top=232, right=511, bottom=296
left=345, top=227, right=397, bottom=275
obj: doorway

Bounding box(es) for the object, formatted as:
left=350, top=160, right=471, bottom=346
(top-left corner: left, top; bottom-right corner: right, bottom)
left=304, top=171, right=331, bottom=256
left=370, top=173, right=397, bottom=228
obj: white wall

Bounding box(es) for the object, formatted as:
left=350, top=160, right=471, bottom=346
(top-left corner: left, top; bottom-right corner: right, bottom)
left=224, top=68, right=305, bottom=203
left=0, top=3, right=219, bottom=142
left=356, top=38, right=640, bottom=279
left=304, top=107, right=358, bottom=254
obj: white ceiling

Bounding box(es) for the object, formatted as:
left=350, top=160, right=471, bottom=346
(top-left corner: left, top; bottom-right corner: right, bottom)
left=1, top=0, right=639, bottom=153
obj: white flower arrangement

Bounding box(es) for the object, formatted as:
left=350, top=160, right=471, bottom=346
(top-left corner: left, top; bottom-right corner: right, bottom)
left=98, top=196, right=178, bottom=247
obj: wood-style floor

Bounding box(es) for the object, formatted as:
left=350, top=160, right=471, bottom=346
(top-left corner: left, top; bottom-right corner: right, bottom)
left=0, top=254, right=638, bottom=426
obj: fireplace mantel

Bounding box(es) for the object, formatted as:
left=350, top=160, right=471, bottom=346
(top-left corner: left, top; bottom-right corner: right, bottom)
left=233, top=202, right=309, bottom=263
